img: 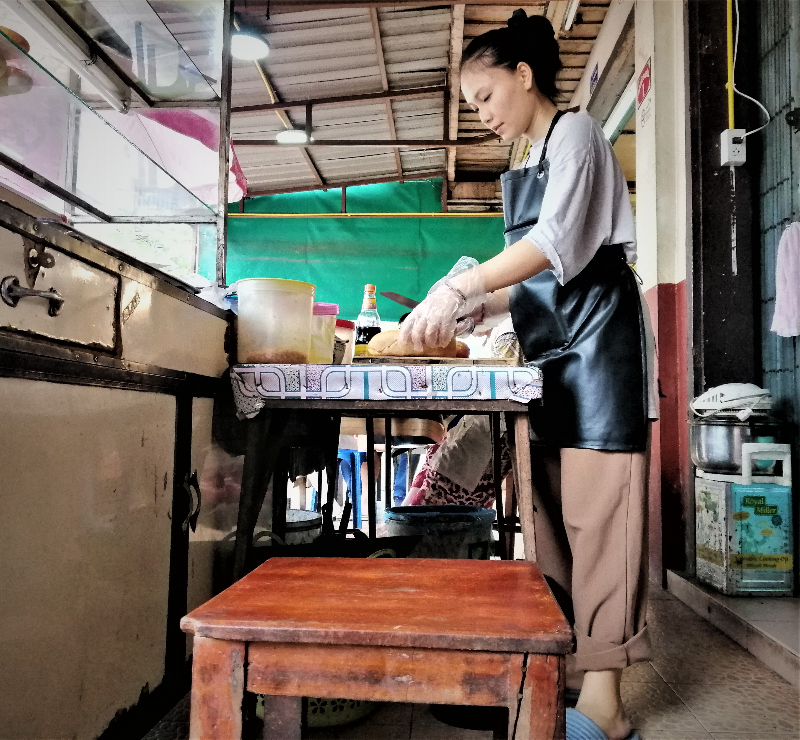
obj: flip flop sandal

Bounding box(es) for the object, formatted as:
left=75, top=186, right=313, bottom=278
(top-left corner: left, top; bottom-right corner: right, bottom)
left=566, top=708, right=641, bottom=740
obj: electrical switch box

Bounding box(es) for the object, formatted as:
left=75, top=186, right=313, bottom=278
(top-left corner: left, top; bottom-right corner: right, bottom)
left=721, top=128, right=747, bottom=166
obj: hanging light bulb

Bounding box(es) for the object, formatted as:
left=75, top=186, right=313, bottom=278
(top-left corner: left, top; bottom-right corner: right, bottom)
left=276, top=129, right=312, bottom=144
left=231, top=28, right=269, bottom=60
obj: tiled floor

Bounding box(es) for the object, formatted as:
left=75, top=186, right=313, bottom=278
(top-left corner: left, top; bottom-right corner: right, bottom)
left=143, top=587, right=799, bottom=740
left=666, top=571, right=800, bottom=687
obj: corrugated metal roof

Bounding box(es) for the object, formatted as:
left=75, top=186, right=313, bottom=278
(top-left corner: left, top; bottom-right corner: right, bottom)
left=230, top=1, right=610, bottom=203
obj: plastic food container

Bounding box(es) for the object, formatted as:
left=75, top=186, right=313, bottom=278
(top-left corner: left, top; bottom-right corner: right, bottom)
left=236, top=278, right=315, bottom=364
left=309, top=302, right=339, bottom=363
left=334, top=319, right=355, bottom=364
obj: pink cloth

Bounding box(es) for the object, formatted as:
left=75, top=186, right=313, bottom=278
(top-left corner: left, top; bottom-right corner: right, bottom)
left=771, top=222, right=800, bottom=337
left=138, top=110, right=248, bottom=199
left=101, top=109, right=247, bottom=203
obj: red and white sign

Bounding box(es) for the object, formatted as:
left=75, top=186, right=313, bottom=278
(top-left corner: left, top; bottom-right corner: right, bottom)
left=637, top=58, right=651, bottom=107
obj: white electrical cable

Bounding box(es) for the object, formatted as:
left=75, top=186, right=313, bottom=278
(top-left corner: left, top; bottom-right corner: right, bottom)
left=733, top=0, right=770, bottom=138
left=9, top=0, right=128, bottom=112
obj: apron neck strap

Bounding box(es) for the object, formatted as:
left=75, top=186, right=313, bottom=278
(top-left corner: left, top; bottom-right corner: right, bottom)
left=538, top=110, right=566, bottom=166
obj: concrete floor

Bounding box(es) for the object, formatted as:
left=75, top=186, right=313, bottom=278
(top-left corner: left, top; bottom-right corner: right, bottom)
left=142, top=586, right=799, bottom=740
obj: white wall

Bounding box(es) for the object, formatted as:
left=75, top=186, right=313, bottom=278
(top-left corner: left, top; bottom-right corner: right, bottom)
left=635, top=0, right=691, bottom=292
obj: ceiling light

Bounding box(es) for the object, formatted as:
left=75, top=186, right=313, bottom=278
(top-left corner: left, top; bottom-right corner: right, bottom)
left=276, top=129, right=311, bottom=144
left=231, top=29, right=269, bottom=60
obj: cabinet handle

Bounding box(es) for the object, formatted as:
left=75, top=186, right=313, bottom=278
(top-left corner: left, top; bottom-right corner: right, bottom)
left=1, top=276, right=64, bottom=316
left=182, top=470, right=202, bottom=533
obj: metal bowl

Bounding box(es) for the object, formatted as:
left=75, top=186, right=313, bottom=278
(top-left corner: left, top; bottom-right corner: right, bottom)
left=690, top=417, right=782, bottom=473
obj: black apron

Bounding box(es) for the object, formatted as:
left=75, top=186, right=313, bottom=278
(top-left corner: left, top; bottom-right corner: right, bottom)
left=502, top=112, right=648, bottom=451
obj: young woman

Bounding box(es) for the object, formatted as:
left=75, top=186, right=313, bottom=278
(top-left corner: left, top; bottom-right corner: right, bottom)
left=399, top=10, right=653, bottom=740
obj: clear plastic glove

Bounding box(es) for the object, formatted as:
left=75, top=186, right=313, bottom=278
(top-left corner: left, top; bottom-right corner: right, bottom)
left=399, top=257, right=487, bottom=352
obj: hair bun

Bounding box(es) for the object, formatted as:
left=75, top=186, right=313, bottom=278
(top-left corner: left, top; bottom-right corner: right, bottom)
left=507, top=8, right=528, bottom=28
left=507, top=9, right=556, bottom=38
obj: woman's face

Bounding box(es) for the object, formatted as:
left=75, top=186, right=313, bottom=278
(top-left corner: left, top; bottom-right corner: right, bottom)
left=461, top=61, right=538, bottom=141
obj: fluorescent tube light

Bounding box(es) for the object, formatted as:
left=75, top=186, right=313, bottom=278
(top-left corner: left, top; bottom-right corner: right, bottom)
left=564, top=0, right=581, bottom=31
left=9, top=0, right=128, bottom=112
left=275, top=129, right=311, bottom=144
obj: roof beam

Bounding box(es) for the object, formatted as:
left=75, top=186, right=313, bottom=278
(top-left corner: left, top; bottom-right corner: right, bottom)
left=369, top=8, right=403, bottom=179
left=249, top=42, right=325, bottom=189
left=245, top=169, right=446, bottom=197
left=233, top=134, right=499, bottom=148
left=447, top=4, right=466, bottom=183
left=231, top=85, right=446, bottom=115
left=261, top=1, right=546, bottom=9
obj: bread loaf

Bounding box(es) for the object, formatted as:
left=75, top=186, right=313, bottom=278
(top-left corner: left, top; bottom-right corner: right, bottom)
left=367, top=329, right=458, bottom=358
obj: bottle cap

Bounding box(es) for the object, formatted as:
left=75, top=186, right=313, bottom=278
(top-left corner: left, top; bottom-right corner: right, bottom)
left=336, top=319, right=355, bottom=329
left=313, top=302, right=339, bottom=316
left=364, top=284, right=376, bottom=293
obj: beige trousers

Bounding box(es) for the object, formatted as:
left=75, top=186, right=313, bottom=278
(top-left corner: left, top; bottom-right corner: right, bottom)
left=529, top=445, right=651, bottom=673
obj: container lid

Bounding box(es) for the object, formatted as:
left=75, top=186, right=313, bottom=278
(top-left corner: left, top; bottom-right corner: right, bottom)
left=365, top=283, right=376, bottom=292
left=691, top=383, right=772, bottom=417
left=237, top=278, right=316, bottom=291
left=313, top=302, right=339, bottom=315
left=336, top=319, right=355, bottom=329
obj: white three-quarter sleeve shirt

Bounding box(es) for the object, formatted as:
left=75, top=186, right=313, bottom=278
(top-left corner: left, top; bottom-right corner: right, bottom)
left=521, top=111, right=636, bottom=285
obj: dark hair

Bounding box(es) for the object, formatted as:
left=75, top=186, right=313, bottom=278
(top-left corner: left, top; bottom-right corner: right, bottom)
left=461, top=9, right=562, bottom=102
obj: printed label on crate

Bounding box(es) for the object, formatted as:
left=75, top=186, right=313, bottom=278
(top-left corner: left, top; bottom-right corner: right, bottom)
left=729, top=554, right=793, bottom=570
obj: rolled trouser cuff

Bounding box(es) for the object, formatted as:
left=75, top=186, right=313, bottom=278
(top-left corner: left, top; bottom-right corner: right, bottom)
left=573, top=626, right=651, bottom=672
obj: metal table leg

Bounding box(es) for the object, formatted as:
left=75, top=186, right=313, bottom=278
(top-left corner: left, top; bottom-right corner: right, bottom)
left=366, top=417, right=377, bottom=539
left=491, top=412, right=508, bottom=560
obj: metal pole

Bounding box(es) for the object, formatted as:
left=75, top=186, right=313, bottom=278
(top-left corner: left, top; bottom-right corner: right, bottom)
left=217, top=0, right=234, bottom=287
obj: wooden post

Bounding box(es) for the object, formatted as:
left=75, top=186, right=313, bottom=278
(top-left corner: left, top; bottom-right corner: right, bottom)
left=513, top=654, right=565, bottom=740
left=189, top=637, right=245, bottom=740
left=262, top=696, right=302, bottom=740
left=506, top=412, right=536, bottom=561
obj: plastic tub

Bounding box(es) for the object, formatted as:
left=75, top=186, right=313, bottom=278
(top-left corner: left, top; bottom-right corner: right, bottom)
left=335, top=319, right=355, bottom=364
left=309, top=302, right=339, bottom=363
left=383, top=505, right=496, bottom=559
left=237, top=278, right=315, bottom=364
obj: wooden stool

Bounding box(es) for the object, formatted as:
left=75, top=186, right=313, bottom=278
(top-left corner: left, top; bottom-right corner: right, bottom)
left=181, top=558, right=571, bottom=740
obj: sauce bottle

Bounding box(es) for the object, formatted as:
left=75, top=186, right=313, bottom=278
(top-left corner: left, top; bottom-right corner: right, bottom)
left=354, top=284, right=381, bottom=356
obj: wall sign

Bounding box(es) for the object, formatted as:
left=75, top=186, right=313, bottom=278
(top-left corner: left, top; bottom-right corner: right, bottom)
left=637, top=58, right=652, bottom=107
left=590, top=64, right=599, bottom=94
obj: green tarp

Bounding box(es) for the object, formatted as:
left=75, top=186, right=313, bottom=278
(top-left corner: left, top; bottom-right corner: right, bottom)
left=209, top=178, right=506, bottom=322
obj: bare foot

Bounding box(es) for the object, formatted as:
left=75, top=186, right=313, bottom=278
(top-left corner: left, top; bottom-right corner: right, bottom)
left=574, top=699, right=633, bottom=739
left=574, top=669, right=632, bottom=739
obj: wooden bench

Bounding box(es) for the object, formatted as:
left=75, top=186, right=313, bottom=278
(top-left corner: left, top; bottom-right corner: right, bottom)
left=181, top=557, right=571, bottom=739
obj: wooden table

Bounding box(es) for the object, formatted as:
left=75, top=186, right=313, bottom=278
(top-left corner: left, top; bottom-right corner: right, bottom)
left=182, top=557, right=571, bottom=740
left=232, top=399, right=537, bottom=580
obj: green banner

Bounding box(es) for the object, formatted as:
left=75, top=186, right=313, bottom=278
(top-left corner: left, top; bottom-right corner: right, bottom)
left=211, top=179, right=506, bottom=322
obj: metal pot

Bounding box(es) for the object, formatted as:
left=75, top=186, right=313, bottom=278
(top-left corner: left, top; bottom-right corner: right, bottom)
left=690, top=417, right=782, bottom=473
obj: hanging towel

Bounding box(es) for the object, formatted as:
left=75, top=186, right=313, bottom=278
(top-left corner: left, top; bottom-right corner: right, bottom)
left=771, top=222, right=800, bottom=337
